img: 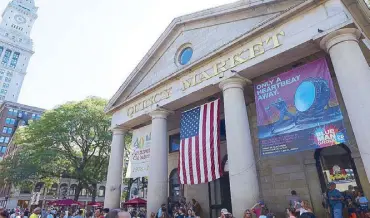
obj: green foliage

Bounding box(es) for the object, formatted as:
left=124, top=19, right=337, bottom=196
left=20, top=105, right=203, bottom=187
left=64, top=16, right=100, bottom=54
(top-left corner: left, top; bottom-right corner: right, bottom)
left=0, top=97, right=116, bottom=200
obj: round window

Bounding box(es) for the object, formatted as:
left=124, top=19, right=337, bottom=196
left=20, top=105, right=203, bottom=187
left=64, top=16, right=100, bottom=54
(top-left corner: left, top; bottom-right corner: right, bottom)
left=178, top=47, right=193, bottom=65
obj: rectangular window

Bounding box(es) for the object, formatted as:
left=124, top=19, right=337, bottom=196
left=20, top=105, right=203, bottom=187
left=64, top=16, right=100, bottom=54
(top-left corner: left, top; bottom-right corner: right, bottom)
left=18, top=112, right=22, bottom=118
left=5, top=137, right=10, bottom=143
left=0, top=96, right=4, bottom=101
left=5, top=77, right=11, bottom=83
left=3, top=83, right=9, bottom=88
left=0, top=146, right=6, bottom=154
left=10, top=119, right=15, bottom=125
left=0, top=47, right=3, bottom=57
left=12, top=109, right=18, bottom=116
left=10, top=52, right=20, bottom=68
left=5, top=118, right=10, bottom=124
left=6, top=72, right=12, bottom=77
left=7, top=127, right=12, bottom=134
left=169, top=133, right=180, bottom=152
left=36, top=114, right=41, bottom=120
left=0, top=137, right=5, bottom=143
left=32, top=114, right=36, bottom=119
left=2, top=49, right=12, bottom=65
left=2, top=127, right=7, bottom=134
left=220, top=119, right=226, bottom=141
left=8, top=109, right=13, bottom=116
left=0, top=89, right=7, bottom=95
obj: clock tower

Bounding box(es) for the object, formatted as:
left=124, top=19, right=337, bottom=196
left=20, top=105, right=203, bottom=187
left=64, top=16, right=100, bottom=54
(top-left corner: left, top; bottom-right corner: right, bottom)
left=0, top=0, right=38, bottom=103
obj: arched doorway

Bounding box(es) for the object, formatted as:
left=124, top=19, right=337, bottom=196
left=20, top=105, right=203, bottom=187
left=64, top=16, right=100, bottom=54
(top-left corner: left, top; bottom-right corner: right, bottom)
left=169, top=168, right=184, bottom=202
left=208, top=155, right=231, bottom=218
left=315, top=144, right=362, bottom=193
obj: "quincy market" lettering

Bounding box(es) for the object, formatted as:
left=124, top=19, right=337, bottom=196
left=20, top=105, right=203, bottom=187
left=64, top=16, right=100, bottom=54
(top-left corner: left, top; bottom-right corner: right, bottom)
left=127, top=88, right=172, bottom=117
left=181, top=31, right=285, bottom=91
left=125, top=30, right=285, bottom=118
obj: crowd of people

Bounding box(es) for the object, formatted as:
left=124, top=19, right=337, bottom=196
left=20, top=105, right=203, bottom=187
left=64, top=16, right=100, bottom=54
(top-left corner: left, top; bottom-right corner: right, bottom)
left=1, top=183, right=370, bottom=218
left=150, top=198, right=201, bottom=218
left=0, top=206, right=131, bottom=218
left=322, top=183, right=370, bottom=218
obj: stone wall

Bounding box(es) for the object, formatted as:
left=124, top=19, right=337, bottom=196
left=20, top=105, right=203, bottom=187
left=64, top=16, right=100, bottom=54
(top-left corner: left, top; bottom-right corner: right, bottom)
left=165, top=61, right=369, bottom=218
left=247, top=62, right=368, bottom=217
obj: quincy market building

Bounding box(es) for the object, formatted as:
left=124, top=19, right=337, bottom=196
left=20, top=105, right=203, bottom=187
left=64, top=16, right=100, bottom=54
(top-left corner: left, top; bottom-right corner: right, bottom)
left=104, top=0, right=370, bottom=217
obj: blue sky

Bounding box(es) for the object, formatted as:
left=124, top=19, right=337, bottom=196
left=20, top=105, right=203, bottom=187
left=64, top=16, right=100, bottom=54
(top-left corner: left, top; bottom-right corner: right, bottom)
left=0, top=0, right=236, bottom=109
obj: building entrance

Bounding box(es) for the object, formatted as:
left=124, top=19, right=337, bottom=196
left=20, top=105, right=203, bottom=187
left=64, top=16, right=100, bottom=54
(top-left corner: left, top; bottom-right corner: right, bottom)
left=315, top=144, right=361, bottom=193
left=209, top=155, right=232, bottom=218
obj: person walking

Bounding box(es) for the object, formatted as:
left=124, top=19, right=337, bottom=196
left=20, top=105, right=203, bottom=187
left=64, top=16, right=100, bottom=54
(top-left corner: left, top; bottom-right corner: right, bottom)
left=327, top=182, right=344, bottom=218
left=30, top=208, right=41, bottom=218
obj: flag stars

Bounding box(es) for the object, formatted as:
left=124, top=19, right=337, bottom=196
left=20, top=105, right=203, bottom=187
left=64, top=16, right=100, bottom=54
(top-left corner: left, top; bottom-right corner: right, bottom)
left=180, top=107, right=200, bottom=139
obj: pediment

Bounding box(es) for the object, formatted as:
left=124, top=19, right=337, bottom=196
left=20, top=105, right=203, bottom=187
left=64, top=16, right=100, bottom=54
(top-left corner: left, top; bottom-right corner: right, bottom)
left=106, top=0, right=306, bottom=112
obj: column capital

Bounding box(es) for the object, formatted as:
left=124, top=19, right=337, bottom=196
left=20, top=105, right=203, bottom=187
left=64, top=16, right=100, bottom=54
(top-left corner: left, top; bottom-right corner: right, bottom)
left=320, top=28, right=361, bottom=52
left=219, top=76, right=251, bottom=92
left=149, top=108, right=172, bottom=120
left=110, top=126, right=128, bottom=135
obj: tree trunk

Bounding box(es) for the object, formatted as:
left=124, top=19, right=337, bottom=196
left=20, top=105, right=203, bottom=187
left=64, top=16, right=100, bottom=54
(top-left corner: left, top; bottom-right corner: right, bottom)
left=91, top=183, right=97, bottom=202
left=74, top=182, right=82, bottom=201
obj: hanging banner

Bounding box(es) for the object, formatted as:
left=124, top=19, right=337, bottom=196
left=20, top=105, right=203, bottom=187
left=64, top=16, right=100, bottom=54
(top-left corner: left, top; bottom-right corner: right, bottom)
left=125, top=125, right=151, bottom=178
left=255, top=58, right=347, bottom=157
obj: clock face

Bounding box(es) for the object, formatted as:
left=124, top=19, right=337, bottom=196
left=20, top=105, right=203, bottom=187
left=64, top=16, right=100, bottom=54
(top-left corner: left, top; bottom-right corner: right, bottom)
left=14, top=15, right=26, bottom=24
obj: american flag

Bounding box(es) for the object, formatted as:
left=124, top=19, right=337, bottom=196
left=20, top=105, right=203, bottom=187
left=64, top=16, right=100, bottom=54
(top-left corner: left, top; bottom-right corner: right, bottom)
left=178, top=99, right=222, bottom=185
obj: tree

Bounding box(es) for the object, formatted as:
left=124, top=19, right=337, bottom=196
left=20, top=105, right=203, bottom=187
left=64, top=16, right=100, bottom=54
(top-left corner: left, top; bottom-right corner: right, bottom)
left=0, top=97, right=120, bottom=201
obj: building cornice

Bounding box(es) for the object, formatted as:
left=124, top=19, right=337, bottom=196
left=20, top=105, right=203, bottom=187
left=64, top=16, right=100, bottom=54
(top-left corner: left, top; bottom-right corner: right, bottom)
left=105, top=0, right=319, bottom=114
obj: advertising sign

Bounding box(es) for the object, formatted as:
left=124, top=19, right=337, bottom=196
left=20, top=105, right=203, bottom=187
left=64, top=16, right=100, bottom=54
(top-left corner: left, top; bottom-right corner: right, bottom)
left=126, top=125, right=151, bottom=178
left=254, top=58, right=347, bottom=156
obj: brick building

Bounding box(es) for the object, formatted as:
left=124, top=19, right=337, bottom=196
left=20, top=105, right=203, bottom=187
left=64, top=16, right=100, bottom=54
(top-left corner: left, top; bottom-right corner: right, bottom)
left=0, top=101, right=44, bottom=160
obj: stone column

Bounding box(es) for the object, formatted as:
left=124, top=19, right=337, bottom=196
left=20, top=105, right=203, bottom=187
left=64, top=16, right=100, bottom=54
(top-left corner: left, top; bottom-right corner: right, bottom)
left=219, top=77, right=259, bottom=218
left=146, top=109, right=170, bottom=217
left=104, top=128, right=126, bottom=209
left=321, top=28, right=370, bottom=181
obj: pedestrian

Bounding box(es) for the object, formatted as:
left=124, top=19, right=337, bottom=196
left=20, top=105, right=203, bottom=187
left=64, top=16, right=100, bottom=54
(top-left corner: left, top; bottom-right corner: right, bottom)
left=327, top=182, right=344, bottom=218
left=102, top=209, right=109, bottom=218
left=94, top=209, right=103, bottom=218
left=74, top=210, right=83, bottom=218
left=46, top=209, right=53, bottom=218
left=156, top=204, right=167, bottom=218
left=288, top=190, right=301, bottom=216
left=30, top=208, right=41, bottom=218
left=243, top=209, right=252, bottom=218
left=24, top=209, right=30, bottom=218
left=0, top=210, right=8, bottom=218
left=175, top=209, right=185, bottom=218
left=251, top=200, right=266, bottom=218
left=298, top=200, right=313, bottom=216
left=286, top=208, right=296, bottom=218
left=191, top=199, right=201, bottom=217
left=356, top=192, right=369, bottom=218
